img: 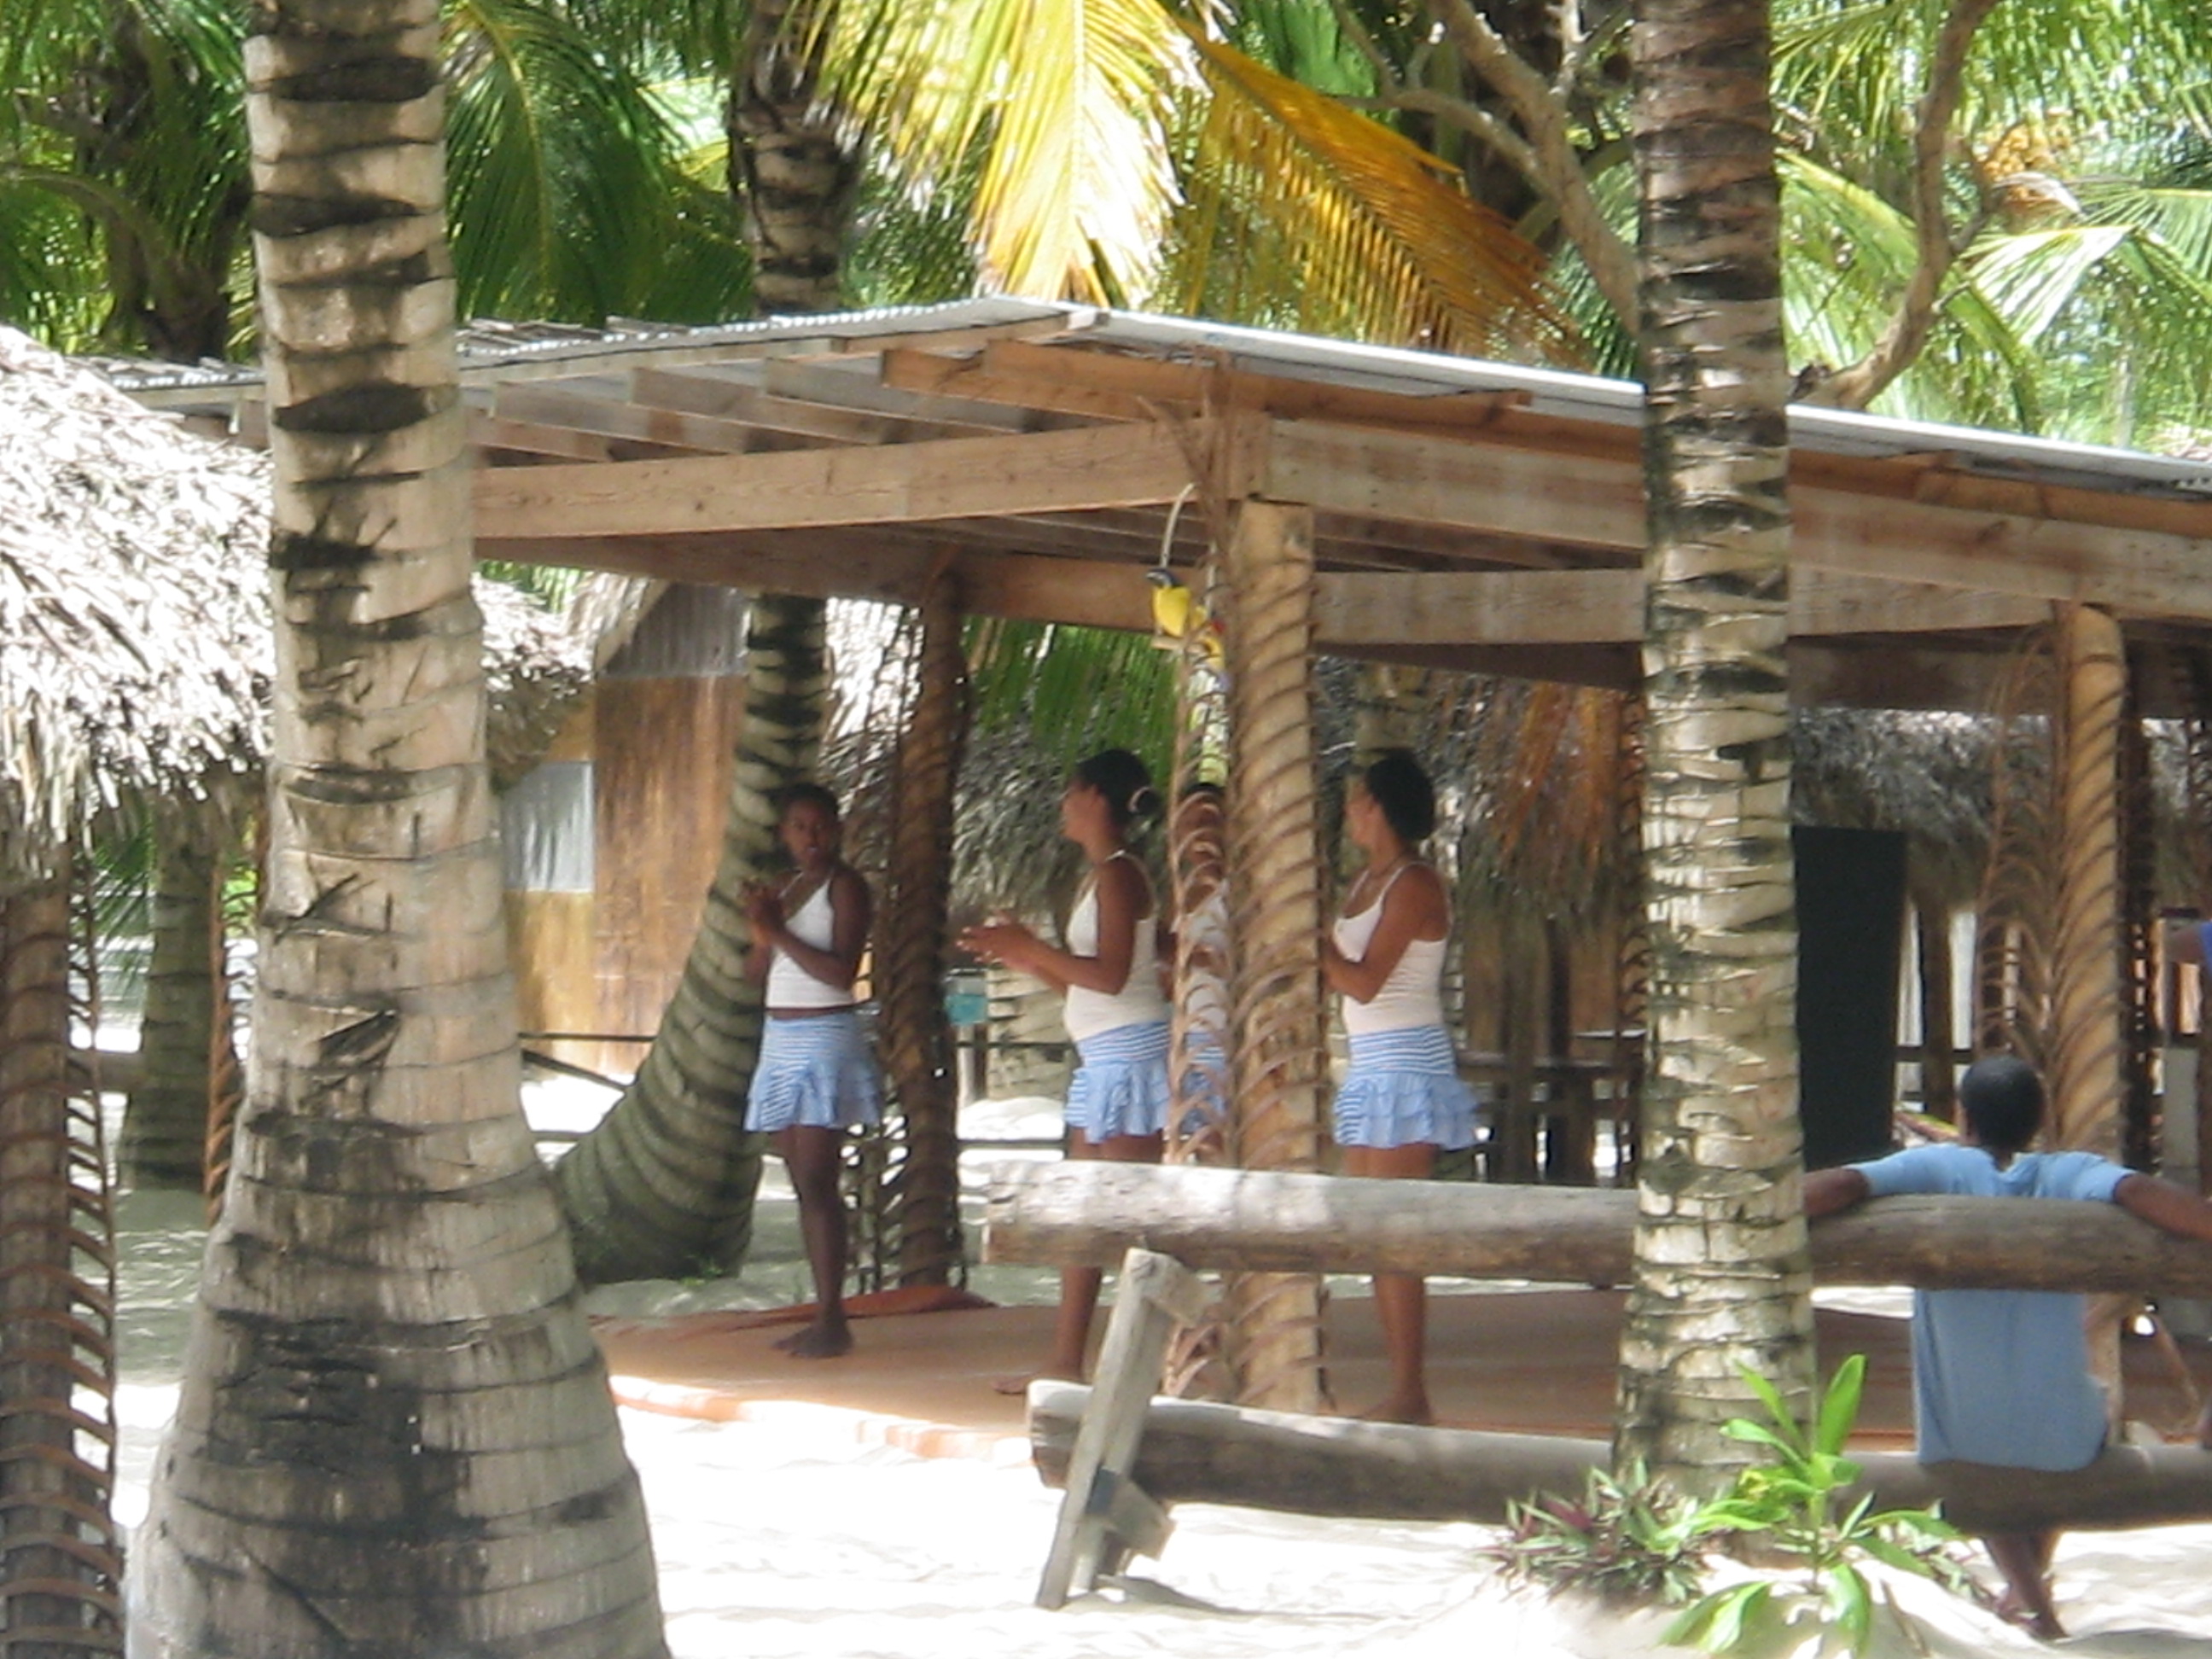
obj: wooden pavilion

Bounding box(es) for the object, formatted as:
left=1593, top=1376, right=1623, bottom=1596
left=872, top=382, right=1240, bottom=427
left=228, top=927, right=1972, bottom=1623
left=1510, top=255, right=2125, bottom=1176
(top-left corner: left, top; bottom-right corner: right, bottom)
left=106, top=296, right=2212, bottom=704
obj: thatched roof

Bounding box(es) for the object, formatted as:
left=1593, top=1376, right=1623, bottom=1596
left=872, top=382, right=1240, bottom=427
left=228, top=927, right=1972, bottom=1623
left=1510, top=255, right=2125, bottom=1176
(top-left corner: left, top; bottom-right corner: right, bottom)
left=0, top=326, right=591, bottom=883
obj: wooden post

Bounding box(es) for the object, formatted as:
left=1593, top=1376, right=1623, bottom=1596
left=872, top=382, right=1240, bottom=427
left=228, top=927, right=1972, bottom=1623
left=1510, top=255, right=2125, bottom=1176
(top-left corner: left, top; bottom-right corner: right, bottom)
left=1033, top=1248, right=1208, bottom=1609
left=1219, top=498, right=1329, bottom=1414
left=2049, top=606, right=2129, bottom=1421
left=1913, top=892, right=1957, bottom=1121
left=1028, top=1384, right=2212, bottom=1536
left=2049, top=605, right=2127, bottom=1152
left=884, top=564, right=969, bottom=1284
left=986, top=1158, right=2212, bottom=1295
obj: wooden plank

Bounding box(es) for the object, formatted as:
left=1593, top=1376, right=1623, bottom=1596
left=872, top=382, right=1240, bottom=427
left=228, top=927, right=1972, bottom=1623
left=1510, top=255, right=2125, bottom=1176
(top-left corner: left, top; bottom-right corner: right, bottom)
left=473, top=421, right=1208, bottom=541
left=1313, top=569, right=2044, bottom=649
left=984, top=1160, right=2212, bottom=1295
left=1267, top=419, right=2212, bottom=621
left=886, top=341, right=1532, bottom=438
left=1028, top=1385, right=2212, bottom=1535
left=763, top=358, right=1035, bottom=432
left=472, top=414, right=614, bottom=462
left=1035, top=1248, right=1200, bottom=1609
left=493, top=383, right=760, bottom=455
left=629, top=367, right=905, bottom=445
left=479, top=530, right=1158, bottom=632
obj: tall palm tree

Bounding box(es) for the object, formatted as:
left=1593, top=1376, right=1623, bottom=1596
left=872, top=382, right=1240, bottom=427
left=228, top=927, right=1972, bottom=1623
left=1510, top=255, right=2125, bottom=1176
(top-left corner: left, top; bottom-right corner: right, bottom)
left=556, top=595, right=827, bottom=1279
left=551, top=0, right=853, bottom=1282
left=132, top=3, right=666, bottom=1650
left=1611, top=0, right=1816, bottom=1491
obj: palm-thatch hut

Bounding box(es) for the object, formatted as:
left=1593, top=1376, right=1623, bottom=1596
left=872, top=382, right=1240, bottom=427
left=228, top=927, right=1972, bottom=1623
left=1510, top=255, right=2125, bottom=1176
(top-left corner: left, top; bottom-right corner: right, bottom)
left=3, top=325, right=594, bottom=1190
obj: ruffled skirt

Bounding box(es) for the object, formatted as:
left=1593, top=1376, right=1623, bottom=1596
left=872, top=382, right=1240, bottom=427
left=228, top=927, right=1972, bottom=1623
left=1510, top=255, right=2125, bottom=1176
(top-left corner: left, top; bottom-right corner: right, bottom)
left=1332, top=1024, right=1479, bottom=1150
left=746, top=1010, right=882, bottom=1132
left=1064, top=1020, right=1173, bottom=1141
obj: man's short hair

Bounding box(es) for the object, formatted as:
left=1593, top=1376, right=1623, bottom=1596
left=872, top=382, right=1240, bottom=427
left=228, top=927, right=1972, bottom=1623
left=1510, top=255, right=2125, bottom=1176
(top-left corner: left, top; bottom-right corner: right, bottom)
left=1959, top=1055, right=2045, bottom=1155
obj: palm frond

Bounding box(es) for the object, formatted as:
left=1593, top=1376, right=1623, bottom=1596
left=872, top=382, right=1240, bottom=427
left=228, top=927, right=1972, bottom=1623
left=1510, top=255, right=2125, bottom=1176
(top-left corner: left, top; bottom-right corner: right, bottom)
left=1164, top=27, right=1558, bottom=357
left=822, top=0, right=1186, bottom=303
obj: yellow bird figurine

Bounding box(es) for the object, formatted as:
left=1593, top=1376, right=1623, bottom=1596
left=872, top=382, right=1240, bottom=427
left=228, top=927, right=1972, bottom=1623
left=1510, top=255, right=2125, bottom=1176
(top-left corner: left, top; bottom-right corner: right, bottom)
left=1146, top=566, right=1224, bottom=669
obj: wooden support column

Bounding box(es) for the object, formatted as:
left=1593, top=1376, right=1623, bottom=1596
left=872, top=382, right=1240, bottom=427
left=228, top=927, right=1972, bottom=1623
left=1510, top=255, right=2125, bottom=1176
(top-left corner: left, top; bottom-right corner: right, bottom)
left=2049, top=605, right=2127, bottom=1155
left=1220, top=498, right=1329, bottom=1414
left=886, top=566, right=970, bottom=1284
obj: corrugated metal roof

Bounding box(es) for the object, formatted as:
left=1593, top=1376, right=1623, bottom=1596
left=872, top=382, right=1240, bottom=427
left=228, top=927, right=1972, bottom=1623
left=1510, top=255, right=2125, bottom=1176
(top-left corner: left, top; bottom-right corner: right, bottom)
left=84, top=297, right=2212, bottom=503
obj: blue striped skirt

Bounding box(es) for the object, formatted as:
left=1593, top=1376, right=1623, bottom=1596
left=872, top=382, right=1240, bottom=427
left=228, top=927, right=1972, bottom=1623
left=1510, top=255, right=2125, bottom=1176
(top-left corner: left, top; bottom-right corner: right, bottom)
left=746, top=1010, right=882, bottom=1132
left=1332, top=1024, right=1478, bottom=1150
left=1065, top=1020, right=1173, bottom=1141
left=1175, top=1027, right=1231, bottom=1138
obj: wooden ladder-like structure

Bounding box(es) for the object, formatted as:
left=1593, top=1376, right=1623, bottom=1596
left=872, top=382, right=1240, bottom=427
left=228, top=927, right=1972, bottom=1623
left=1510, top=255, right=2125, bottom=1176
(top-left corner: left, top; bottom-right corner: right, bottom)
left=1033, top=1248, right=1206, bottom=1610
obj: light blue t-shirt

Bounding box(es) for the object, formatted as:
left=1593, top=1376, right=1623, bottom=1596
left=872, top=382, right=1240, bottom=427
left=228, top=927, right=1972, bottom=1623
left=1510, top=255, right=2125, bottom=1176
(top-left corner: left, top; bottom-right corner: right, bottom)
left=1851, top=1144, right=2128, bottom=1470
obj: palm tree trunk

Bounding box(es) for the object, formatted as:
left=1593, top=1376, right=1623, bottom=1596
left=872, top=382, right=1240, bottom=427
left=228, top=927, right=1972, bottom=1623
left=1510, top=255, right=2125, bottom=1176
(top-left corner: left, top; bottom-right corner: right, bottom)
left=882, top=568, right=969, bottom=1284
left=1614, top=0, right=1816, bottom=1492
left=1220, top=499, right=1329, bottom=1414
left=1, top=876, right=124, bottom=1652
left=119, top=818, right=219, bottom=1188
left=134, top=9, right=665, bottom=1654
left=731, top=0, right=857, bottom=314
left=556, top=597, right=826, bottom=1281
left=554, top=0, right=858, bottom=1282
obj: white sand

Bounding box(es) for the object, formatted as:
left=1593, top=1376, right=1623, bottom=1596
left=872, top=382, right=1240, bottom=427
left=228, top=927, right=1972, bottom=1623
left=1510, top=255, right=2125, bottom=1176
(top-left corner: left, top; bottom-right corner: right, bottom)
left=105, top=1081, right=2212, bottom=1658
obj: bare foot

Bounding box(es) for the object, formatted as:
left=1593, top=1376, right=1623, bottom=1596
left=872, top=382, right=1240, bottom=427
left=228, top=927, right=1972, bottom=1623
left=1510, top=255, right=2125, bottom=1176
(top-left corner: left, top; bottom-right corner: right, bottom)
left=1359, top=1396, right=1435, bottom=1427
left=1995, top=1591, right=2065, bottom=1641
left=771, top=1324, right=812, bottom=1353
left=992, top=1365, right=1081, bottom=1397
left=783, top=1320, right=853, bottom=1359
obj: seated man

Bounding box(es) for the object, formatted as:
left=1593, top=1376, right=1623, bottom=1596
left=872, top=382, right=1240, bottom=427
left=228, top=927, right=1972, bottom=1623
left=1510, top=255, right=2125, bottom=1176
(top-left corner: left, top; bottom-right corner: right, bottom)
left=1804, top=1054, right=2212, bottom=1639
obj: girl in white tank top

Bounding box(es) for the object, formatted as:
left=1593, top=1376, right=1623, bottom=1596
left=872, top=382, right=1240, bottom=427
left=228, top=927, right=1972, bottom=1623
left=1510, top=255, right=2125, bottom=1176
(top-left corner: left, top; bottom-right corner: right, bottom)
left=961, top=748, right=1169, bottom=1388
left=742, top=783, right=880, bottom=1359
left=1321, top=750, right=1478, bottom=1426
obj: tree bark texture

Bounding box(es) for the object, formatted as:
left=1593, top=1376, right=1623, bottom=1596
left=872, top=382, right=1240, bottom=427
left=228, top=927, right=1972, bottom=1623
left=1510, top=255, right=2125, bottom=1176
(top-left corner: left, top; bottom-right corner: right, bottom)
left=731, top=0, right=856, bottom=315
left=883, top=567, right=969, bottom=1284
left=985, top=1159, right=2212, bottom=1295
left=2048, top=606, right=2126, bottom=1156
left=134, top=11, right=666, bottom=1656
left=1028, top=1384, right=2212, bottom=1536
left=119, top=824, right=219, bottom=1189
left=556, top=596, right=826, bottom=1282
left=2, top=879, right=124, bottom=1655
left=1618, top=0, right=1813, bottom=1490
left=1220, top=499, right=1328, bottom=1413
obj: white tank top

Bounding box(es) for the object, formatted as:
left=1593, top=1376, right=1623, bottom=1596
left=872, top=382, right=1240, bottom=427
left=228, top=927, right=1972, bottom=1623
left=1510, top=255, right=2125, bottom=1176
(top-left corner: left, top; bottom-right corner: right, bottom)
left=1062, top=853, right=1167, bottom=1042
left=1332, top=863, right=1447, bottom=1035
left=765, top=879, right=856, bottom=1009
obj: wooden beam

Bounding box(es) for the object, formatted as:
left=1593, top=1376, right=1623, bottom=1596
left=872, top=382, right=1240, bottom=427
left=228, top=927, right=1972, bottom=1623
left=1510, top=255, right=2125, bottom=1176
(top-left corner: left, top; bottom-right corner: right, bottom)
left=471, top=413, right=614, bottom=463
left=1028, top=1385, right=2212, bottom=1535
left=473, top=420, right=1211, bottom=541
left=762, top=358, right=1035, bottom=432
left=629, top=367, right=906, bottom=445
left=884, top=341, right=1531, bottom=439
left=1312, top=570, right=2046, bottom=649
left=491, top=383, right=764, bottom=455
left=1267, top=419, right=2212, bottom=621
left=984, top=1161, right=2212, bottom=1295
left=477, top=529, right=1155, bottom=630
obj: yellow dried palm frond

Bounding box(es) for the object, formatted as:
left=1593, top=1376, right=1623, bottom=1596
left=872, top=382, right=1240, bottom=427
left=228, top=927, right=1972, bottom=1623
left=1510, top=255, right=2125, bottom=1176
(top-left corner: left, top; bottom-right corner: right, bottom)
left=821, top=0, right=1187, bottom=303
left=1168, top=30, right=1563, bottom=357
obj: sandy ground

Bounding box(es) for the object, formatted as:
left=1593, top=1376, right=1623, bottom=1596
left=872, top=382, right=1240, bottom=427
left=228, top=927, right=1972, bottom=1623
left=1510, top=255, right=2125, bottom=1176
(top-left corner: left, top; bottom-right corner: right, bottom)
left=107, top=1083, right=2212, bottom=1657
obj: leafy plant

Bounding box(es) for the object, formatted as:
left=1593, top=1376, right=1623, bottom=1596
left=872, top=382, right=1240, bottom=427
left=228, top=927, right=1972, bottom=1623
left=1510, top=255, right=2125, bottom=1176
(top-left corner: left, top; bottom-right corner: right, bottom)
left=1485, top=1461, right=1711, bottom=1607
left=1664, top=1354, right=1978, bottom=1657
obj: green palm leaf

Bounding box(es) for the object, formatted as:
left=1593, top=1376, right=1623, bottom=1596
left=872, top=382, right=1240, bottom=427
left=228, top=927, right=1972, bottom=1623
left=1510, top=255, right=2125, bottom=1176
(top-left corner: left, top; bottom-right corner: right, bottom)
left=1167, top=26, right=1559, bottom=355
left=822, top=0, right=1186, bottom=303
